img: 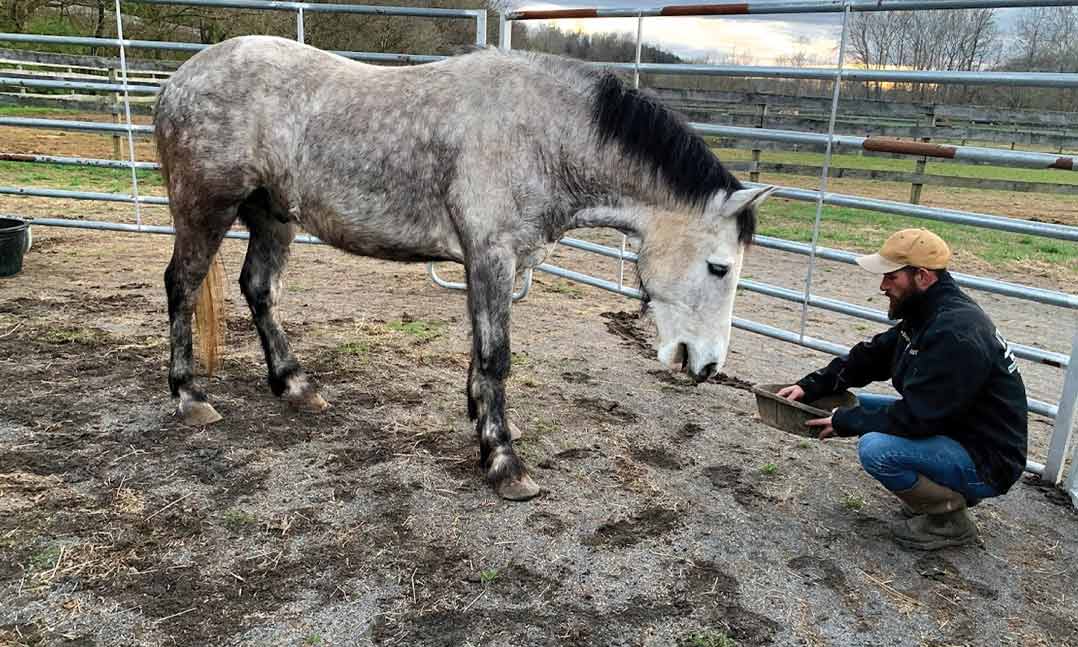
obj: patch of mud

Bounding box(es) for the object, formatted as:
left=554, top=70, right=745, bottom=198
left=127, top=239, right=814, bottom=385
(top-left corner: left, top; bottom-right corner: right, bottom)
left=788, top=555, right=849, bottom=593
left=327, top=445, right=394, bottom=473
left=732, top=485, right=778, bottom=510
left=703, top=465, right=777, bottom=510
left=648, top=368, right=697, bottom=388
left=537, top=447, right=599, bottom=470
left=583, top=507, right=682, bottom=547
left=915, top=555, right=999, bottom=600
left=600, top=310, right=653, bottom=357
left=573, top=397, right=639, bottom=424
left=677, top=560, right=780, bottom=645
left=707, top=373, right=756, bottom=392
left=679, top=422, right=704, bottom=439
left=1022, top=473, right=1077, bottom=507
left=561, top=370, right=594, bottom=384
left=527, top=511, right=568, bottom=537
left=629, top=446, right=684, bottom=470
left=703, top=465, right=742, bottom=488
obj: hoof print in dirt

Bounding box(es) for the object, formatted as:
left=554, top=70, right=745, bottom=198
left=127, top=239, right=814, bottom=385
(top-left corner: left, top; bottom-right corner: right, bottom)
left=703, top=464, right=776, bottom=510
left=676, top=561, right=780, bottom=645
left=561, top=370, right=594, bottom=384
left=629, top=445, right=684, bottom=470
left=573, top=397, right=639, bottom=424
left=703, top=464, right=742, bottom=489
left=787, top=555, right=849, bottom=593
left=538, top=447, right=600, bottom=470
left=584, top=507, right=682, bottom=548
left=915, top=555, right=999, bottom=599
left=679, top=422, right=704, bottom=439
left=528, top=511, right=568, bottom=537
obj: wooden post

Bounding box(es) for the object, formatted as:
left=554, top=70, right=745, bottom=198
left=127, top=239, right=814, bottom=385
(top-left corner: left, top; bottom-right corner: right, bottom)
left=109, top=67, right=122, bottom=160
left=750, top=103, right=767, bottom=183
left=910, top=108, right=935, bottom=205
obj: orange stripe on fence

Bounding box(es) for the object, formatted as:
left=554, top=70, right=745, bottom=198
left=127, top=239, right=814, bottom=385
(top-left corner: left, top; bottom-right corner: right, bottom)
left=661, top=3, right=751, bottom=15
left=863, top=137, right=957, bottom=159
left=511, top=8, right=600, bottom=19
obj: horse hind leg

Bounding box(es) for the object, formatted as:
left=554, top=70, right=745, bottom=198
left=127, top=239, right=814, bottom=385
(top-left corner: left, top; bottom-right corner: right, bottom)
left=238, top=194, right=327, bottom=413
left=165, top=209, right=234, bottom=426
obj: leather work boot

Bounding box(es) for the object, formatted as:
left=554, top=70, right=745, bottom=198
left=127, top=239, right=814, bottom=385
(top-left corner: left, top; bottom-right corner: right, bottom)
left=897, top=501, right=918, bottom=519
left=889, top=476, right=979, bottom=550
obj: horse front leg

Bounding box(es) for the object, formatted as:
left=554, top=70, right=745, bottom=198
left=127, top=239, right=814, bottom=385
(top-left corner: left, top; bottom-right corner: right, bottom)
left=465, top=251, right=539, bottom=501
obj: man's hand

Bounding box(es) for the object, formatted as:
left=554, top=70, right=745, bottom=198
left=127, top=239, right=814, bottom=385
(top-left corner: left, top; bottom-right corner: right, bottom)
left=776, top=384, right=805, bottom=401
left=805, top=415, right=836, bottom=440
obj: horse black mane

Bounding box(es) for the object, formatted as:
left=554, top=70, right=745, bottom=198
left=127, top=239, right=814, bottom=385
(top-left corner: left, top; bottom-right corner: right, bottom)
left=590, top=72, right=754, bottom=245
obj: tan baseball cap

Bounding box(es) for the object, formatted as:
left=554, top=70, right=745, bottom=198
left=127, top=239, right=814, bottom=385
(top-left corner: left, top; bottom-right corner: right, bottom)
left=856, top=228, right=951, bottom=274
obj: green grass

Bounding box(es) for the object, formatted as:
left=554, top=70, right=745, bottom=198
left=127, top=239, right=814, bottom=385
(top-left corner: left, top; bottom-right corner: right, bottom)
left=29, top=545, right=62, bottom=571
left=760, top=462, right=778, bottom=476
left=41, top=327, right=102, bottom=345
left=545, top=280, right=584, bottom=298
left=337, top=341, right=370, bottom=356
left=387, top=319, right=446, bottom=342
left=0, top=105, right=84, bottom=117
left=479, top=568, right=499, bottom=584
left=714, top=147, right=1078, bottom=186
left=683, top=631, right=737, bottom=647
left=756, top=199, right=1078, bottom=272
left=842, top=494, right=866, bottom=511
left=0, top=161, right=162, bottom=194
left=222, top=509, right=258, bottom=530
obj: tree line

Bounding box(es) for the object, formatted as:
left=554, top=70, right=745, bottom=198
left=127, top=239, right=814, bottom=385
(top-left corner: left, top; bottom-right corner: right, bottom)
left=2, top=1, right=1075, bottom=110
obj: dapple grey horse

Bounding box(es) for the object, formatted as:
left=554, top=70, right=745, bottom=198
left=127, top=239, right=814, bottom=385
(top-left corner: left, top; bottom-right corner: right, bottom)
left=156, top=35, right=775, bottom=500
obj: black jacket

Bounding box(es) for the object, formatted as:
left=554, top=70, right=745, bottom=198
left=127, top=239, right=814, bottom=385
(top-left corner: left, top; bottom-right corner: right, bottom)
left=796, top=273, right=1028, bottom=494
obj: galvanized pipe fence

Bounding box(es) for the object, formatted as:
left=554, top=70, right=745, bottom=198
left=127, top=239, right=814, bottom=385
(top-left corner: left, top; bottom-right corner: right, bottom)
left=0, top=0, right=1076, bottom=504
left=498, top=0, right=1078, bottom=505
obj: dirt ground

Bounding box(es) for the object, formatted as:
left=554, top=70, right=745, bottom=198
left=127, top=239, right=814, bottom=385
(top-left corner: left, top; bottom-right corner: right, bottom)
left=1, top=209, right=1077, bottom=646
left=2, top=112, right=1078, bottom=646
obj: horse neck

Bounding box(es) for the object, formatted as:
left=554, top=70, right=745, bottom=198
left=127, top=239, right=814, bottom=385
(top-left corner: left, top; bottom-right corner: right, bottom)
left=560, top=146, right=694, bottom=236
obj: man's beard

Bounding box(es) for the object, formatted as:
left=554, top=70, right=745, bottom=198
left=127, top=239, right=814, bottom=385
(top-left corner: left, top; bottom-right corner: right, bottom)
left=888, top=285, right=927, bottom=320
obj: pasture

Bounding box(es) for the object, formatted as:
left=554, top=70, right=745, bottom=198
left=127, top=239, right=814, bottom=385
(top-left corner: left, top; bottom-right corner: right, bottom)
left=1, top=109, right=1077, bottom=647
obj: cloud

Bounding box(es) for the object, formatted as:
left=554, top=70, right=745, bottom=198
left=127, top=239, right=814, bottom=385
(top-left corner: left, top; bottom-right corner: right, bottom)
left=524, top=15, right=842, bottom=65
left=507, top=1, right=845, bottom=64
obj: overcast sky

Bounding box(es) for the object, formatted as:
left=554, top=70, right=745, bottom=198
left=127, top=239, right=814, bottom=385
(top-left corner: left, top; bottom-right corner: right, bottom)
left=503, top=1, right=1025, bottom=65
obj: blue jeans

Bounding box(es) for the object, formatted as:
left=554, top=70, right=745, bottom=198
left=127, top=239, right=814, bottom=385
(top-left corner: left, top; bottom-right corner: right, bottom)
left=853, top=393, right=999, bottom=501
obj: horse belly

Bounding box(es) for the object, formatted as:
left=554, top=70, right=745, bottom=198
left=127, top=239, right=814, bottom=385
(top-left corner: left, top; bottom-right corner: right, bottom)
left=297, top=197, right=464, bottom=264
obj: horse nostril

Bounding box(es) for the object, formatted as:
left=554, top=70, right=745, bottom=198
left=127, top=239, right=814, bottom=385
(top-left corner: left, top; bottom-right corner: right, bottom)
left=703, top=362, right=717, bottom=378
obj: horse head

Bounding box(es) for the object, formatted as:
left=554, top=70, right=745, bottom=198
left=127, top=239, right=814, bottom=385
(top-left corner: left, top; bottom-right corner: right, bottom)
left=636, top=185, right=776, bottom=382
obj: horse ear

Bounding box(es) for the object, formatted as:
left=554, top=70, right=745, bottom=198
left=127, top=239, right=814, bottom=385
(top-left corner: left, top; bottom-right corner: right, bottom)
left=717, top=186, right=777, bottom=217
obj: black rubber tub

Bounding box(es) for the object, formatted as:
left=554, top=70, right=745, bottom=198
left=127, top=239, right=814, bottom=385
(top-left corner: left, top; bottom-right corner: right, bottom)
left=0, top=217, right=29, bottom=277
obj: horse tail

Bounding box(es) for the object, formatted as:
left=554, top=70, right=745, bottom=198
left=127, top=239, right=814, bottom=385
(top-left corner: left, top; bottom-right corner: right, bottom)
left=194, top=252, right=227, bottom=376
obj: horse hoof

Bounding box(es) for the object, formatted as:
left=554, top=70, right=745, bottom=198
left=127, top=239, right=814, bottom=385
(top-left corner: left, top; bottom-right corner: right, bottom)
left=496, top=473, right=540, bottom=501
left=508, top=420, right=523, bottom=441
left=289, top=392, right=329, bottom=413
left=179, top=400, right=223, bottom=426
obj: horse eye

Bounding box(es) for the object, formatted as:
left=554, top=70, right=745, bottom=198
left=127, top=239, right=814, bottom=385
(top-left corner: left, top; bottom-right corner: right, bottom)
left=708, top=263, right=729, bottom=279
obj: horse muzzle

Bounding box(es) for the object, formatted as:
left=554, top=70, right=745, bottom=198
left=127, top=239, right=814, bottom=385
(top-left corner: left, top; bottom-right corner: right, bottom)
left=658, top=341, right=725, bottom=383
